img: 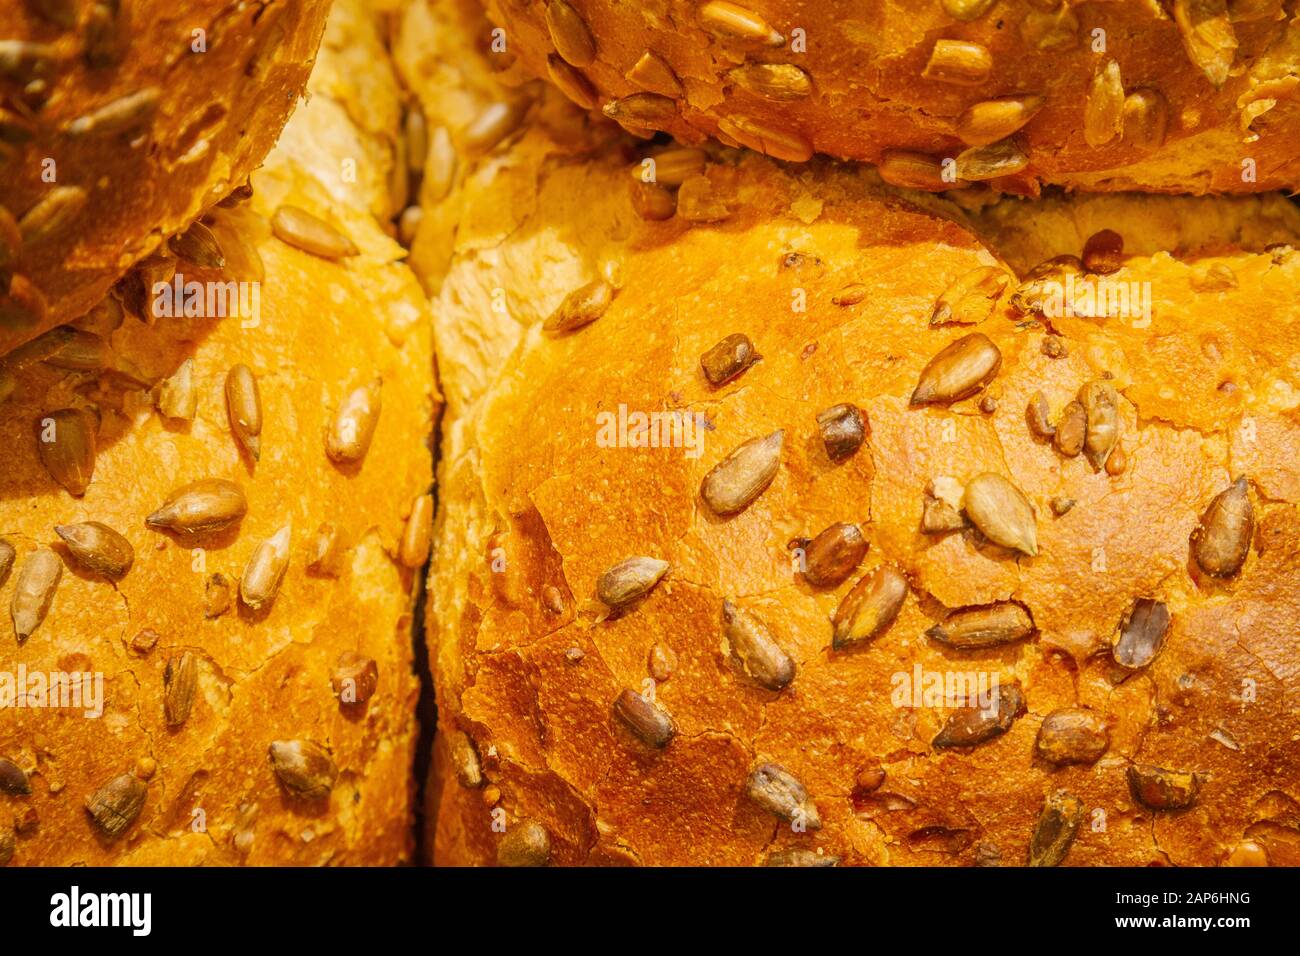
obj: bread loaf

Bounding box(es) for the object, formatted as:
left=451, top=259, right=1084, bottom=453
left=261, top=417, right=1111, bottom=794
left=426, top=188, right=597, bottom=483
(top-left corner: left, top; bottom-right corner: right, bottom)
left=0, top=0, right=435, bottom=866
left=476, top=0, right=1300, bottom=196
left=0, top=0, right=330, bottom=356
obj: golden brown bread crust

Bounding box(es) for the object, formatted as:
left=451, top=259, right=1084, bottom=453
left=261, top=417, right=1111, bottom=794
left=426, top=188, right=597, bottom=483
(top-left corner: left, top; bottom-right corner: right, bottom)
left=0, top=0, right=435, bottom=866
left=421, top=86, right=1300, bottom=865
left=0, top=0, right=331, bottom=356
left=477, top=0, right=1300, bottom=196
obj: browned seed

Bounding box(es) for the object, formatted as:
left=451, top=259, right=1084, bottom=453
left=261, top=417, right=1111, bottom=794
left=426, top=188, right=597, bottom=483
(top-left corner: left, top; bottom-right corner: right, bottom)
left=19, top=186, right=88, bottom=245
left=922, top=486, right=967, bottom=534
left=169, top=221, right=225, bottom=269
left=203, top=573, right=232, bottom=619
left=832, top=283, right=868, bottom=307
left=727, top=62, right=812, bottom=100
left=271, top=206, right=357, bottom=260
left=716, top=114, right=813, bottom=162
left=765, top=849, right=839, bottom=867
left=1224, top=842, right=1269, bottom=866
left=878, top=150, right=961, bottom=191
left=564, top=646, right=585, bottom=663
left=613, top=689, right=676, bottom=748
left=156, top=358, right=197, bottom=421
left=602, top=93, right=678, bottom=128
left=1084, top=60, right=1124, bottom=147
left=398, top=205, right=423, bottom=246
left=462, top=102, right=523, bottom=154
left=147, top=479, right=247, bottom=535
left=745, top=763, right=821, bottom=829
left=404, top=102, right=428, bottom=176
left=722, top=600, right=795, bottom=691
left=497, top=820, right=551, bottom=867
left=1174, top=0, right=1237, bottom=87
left=543, top=280, right=614, bottom=334
left=979, top=395, right=998, bottom=413
left=1079, top=379, right=1120, bottom=470
left=832, top=566, right=908, bottom=650
left=1036, top=708, right=1110, bottom=765
left=956, top=139, right=1029, bottom=181
left=130, top=627, right=160, bottom=653
left=0, top=757, right=29, bottom=796
left=962, top=472, right=1038, bottom=555
left=1041, top=335, right=1068, bottom=359
left=307, top=522, right=347, bottom=576
left=546, top=55, right=597, bottom=110
left=1123, top=88, right=1169, bottom=149
left=631, top=148, right=706, bottom=186
left=1111, top=598, right=1170, bottom=670
left=450, top=732, right=482, bottom=788
left=542, top=585, right=566, bottom=614
left=1026, top=392, right=1055, bottom=439
left=1010, top=255, right=1083, bottom=315
left=910, top=333, right=1002, bottom=406
left=85, top=773, right=146, bottom=839
left=424, top=125, right=456, bottom=202
left=957, top=95, right=1045, bottom=147
left=1053, top=401, right=1086, bottom=457
left=0, top=41, right=56, bottom=83
left=545, top=0, right=596, bottom=67
left=1191, top=477, right=1253, bottom=578
left=332, top=652, right=379, bottom=705
left=1050, top=496, right=1076, bottom=516
left=1082, top=229, right=1124, bottom=275
left=40, top=328, right=110, bottom=371
left=1128, top=763, right=1203, bottom=811
left=1105, top=444, right=1128, bottom=476
left=597, top=556, right=669, bottom=609
left=399, top=494, right=433, bottom=569
left=933, top=684, right=1025, bottom=748
left=927, top=601, right=1035, bottom=649
left=921, top=39, right=992, bottom=85
left=700, top=430, right=783, bottom=515
left=36, top=407, right=96, bottom=496
left=115, top=254, right=175, bottom=323
left=240, top=525, right=291, bottom=610
left=676, top=175, right=732, bottom=223
left=930, top=266, right=1009, bottom=326
left=54, top=521, right=133, bottom=579
left=326, top=378, right=382, bottom=464
left=163, top=652, right=198, bottom=727
left=700, top=1, right=784, bottom=43
left=224, top=364, right=262, bottom=461
left=268, top=740, right=337, bottom=800
left=0, top=825, right=15, bottom=864
left=1028, top=790, right=1082, bottom=867
left=802, top=523, right=868, bottom=588
left=627, top=49, right=683, bottom=96
left=700, top=333, right=759, bottom=386
left=647, top=642, right=677, bottom=682
left=66, top=88, right=160, bottom=137
left=816, top=404, right=866, bottom=462
left=0, top=538, right=13, bottom=585
left=629, top=180, right=676, bottom=221
left=217, top=182, right=254, bottom=209
left=942, top=0, right=997, bottom=20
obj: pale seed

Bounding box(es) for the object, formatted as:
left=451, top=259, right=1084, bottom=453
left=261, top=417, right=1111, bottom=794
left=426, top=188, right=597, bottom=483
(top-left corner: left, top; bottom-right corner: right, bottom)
left=332, top=652, right=379, bottom=705
left=399, top=494, right=433, bottom=568
left=627, top=50, right=683, bottom=97
left=629, top=180, right=676, bottom=220
left=67, top=88, right=159, bottom=137
left=1050, top=496, right=1076, bottom=516
left=1173, top=0, right=1237, bottom=87
left=602, top=93, right=677, bottom=128
left=240, top=524, right=291, bottom=610
left=497, top=820, right=551, bottom=867
left=169, top=221, right=225, bottom=269
left=268, top=740, right=337, bottom=800
left=956, top=95, right=1045, bottom=147
left=911, top=333, right=1002, bottom=406
left=1191, top=477, right=1253, bottom=578
left=597, top=556, right=668, bottom=609
left=0, top=757, right=29, bottom=796
left=404, top=103, right=427, bottom=175
left=727, top=62, right=812, bottom=100
left=648, top=642, right=676, bottom=681
left=765, top=849, right=839, bottom=867
left=307, top=523, right=347, bottom=576
left=398, top=206, right=423, bottom=246
left=1082, top=229, right=1124, bottom=275
left=631, top=148, right=706, bottom=186
left=816, top=404, right=866, bottom=461
left=1036, top=708, right=1109, bottom=766
left=37, top=408, right=96, bottom=496
left=85, top=773, right=146, bottom=839
left=1054, top=401, right=1086, bottom=457
left=613, top=689, right=676, bottom=748
left=832, top=283, right=868, bottom=307
left=933, top=684, right=1025, bottom=748
left=54, top=521, right=133, bottom=579
left=19, top=186, right=88, bottom=244
left=1028, top=790, right=1082, bottom=867
left=1105, top=444, right=1127, bottom=476
left=545, top=0, right=596, bottom=67
left=543, top=280, right=614, bottom=334
left=722, top=601, right=795, bottom=691
left=701, top=333, right=759, bottom=385
left=0, top=41, right=55, bottom=84
left=546, top=55, right=597, bottom=110
left=1079, top=379, right=1119, bottom=470
left=716, top=115, right=812, bottom=162
left=1225, top=842, right=1269, bottom=866
left=1111, top=598, right=1170, bottom=670
left=425, top=126, right=456, bottom=202
left=956, top=139, right=1029, bottom=181
left=803, top=523, right=867, bottom=588
left=921, top=40, right=992, bottom=85
left=462, top=102, right=523, bottom=154
left=745, top=763, right=820, bottom=829
left=700, top=1, right=784, bottom=44
left=271, top=206, right=358, bottom=260
left=930, top=266, right=1008, bottom=326
left=832, top=566, right=908, bottom=650
left=878, top=149, right=958, bottom=191
left=163, top=652, right=198, bottom=727
left=1127, top=763, right=1202, bottom=810
left=1084, top=60, right=1124, bottom=147
left=203, top=573, right=232, bottom=619
left=700, top=430, right=783, bottom=515
left=451, top=732, right=482, bottom=788
left=942, top=0, right=997, bottom=20
left=156, top=358, right=197, bottom=421
left=1026, top=392, right=1055, bottom=439
left=326, top=378, right=382, bottom=464
left=676, top=175, right=731, bottom=222
left=225, top=363, right=262, bottom=461
left=926, top=601, right=1035, bottom=649
left=147, top=479, right=247, bottom=535
left=1123, top=88, right=1169, bottom=149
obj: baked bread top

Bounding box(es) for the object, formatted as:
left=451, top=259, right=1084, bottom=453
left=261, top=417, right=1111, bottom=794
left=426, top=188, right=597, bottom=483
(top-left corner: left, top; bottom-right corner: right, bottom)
left=421, top=91, right=1300, bottom=864
left=474, top=0, right=1300, bottom=195
left=0, top=0, right=435, bottom=866
left=0, top=0, right=331, bottom=356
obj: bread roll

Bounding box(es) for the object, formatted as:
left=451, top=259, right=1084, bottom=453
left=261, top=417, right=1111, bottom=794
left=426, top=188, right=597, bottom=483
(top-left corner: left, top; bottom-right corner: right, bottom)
left=476, top=0, right=1300, bottom=195
left=421, top=95, right=1300, bottom=865
left=0, top=0, right=330, bottom=356
left=0, top=0, right=435, bottom=866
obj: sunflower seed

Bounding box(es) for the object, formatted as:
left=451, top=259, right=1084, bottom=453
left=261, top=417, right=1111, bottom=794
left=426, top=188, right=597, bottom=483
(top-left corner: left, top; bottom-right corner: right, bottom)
left=497, top=820, right=551, bottom=867
left=1050, top=496, right=1076, bottom=516
left=450, top=732, right=482, bottom=788
left=832, top=565, right=908, bottom=650
left=1082, top=229, right=1124, bottom=275
left=1174, top=0, right=1237, bottom=86
left=701, top=430, right=783, bottom=515
left=597, top=556, right=668, bottom=609
left=1049, top=400, right=1085, bottom=458
left=156, top=358, right=197, bottom=421
left=722, top=601, right=795, bottom=690
left=933, top=684, right=1025, bottom=748
left=727, top=62, right=812, bottom=101
left=543, top=280, right=614, bottom=334
left=203, top=573, right=231, bottom=619
left=85, top=773, right=146, bottom=839
left=271, top=206, right=357, bottom=260
left=1026, top=391, right=1055, bottom=439
left=956, top=139, right=1029, bottom=181
left=223, top=363, right=262, bottom=461
left=745, top=763, right=820, bottom=829
left=716, top=115, right=813, bottom=162
left=676, top=175, right=731, bottom=222
left=765, top=849, right=839, bottom=867
left=816, top=404, right=866, bottom=462
left=307, top=523, right=346, bottom=576
left=632, top=148, right=706, bottom=186
left=1036, top=708, right=1110, bottom=765
left=646, top=642, right=677, bottom=681
left=926, top=601, right=1035, bottom=649
left=700, top=1, right=784, bottom=43
left=170, top=221, right=225, bottom=269
left=41, top=328, right=110, bottom=371
left=1084, top=60, right=1124, bottom=147
left=602, top=93, right=677, bottom=128
left=962, top=473, right=1037, bottom=555
left=399, top=494, right=432, bottom=568
left=0, top=41, right=55, bottom=83
left=268, top=740, right=337, bottom=800
left=147, top=479, right=247, bottom=535
left=1112, top=598, right=1170, bottom=670
left=626, top=49, right=683, bottom=96
left=832, top=283, right=868, bottom=307
left=217, top=182, right=254, bottom=208
left=1079, top=380, right=1119, bottom=470
left=921, top=39, right=993, bottom=85
left=803, top=523, right=868, bottom=588
left=1028, top=790, right=1082, bottom=867
left=628, top=180, right=676, bottom=220
left=67, top=88, right=160, bottom=137
left=163, top=652, right=198, bottom=727
left=1127, top=764, right=1203, bottom=811
left=240, top=524, right=291, bottom=610
left=0, top=757, right=29, bottom=796
left=1191, top=477, right=1253, bottom=578
left=546, top=55, right=598, bottom=109
left=1122, top=88, right=1169, bottom=149
left=19, top=186, right=88, bottom=245
left=700, top=333, right=759, bottom=385
left=130, top=628, right=159, bottom=653
left=0, top=539, right=13, bottom=585
left=326, top=378, right=382, bottom=464
left=942, top=0, right=997, bottom=20
left=115, top=254, right=175, bottom=323
left=54, top=521, right=133, bottom=579
left=332, top=652, right=378, bottom=705
left=545, top=0, right=596, bottom=67
left=910, top=333, right=1001, bottom=406
left=957, top=95, right=1045, bottom=147
left=1105, top=444, right=1128, bottom=476
left=922, top=489, right=966, bottom=533
left=36, top=407, right=96, bottom=496
left=613, top=689, right=676, bottom=747
left=462, top=102, right=523, bottom=155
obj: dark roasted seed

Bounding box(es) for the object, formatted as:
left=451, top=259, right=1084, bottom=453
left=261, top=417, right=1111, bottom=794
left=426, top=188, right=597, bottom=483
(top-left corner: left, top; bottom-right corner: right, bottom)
left=700, top=333, right=759, bottom=385
left=332, top=652, right=379, bottom=705
left=1127, top=764, right=1202, bottom=811
left=927, top=602, right=1035, bottom=649
left=722, top=601, right=795, bottom=691
left=36, top=407, right=96, bottom=496
left=54, top=521, right=134, bottom=579
left=0, top=757, right=30, bottom=796
left=932, top=684, right=1025, bottom=748
left=170, top=221, right=225, bottom=269
left=1050, top=496, right=1076, bottom=516
left=1082, top=229, right=1124, bottom=275
left=802, top=522, right=868, bottom=587
left=1028, top=790, right=1082, bottom=866
left=816, top=403, right=866, bottom=461
left=163, top=652, right=198, bottom=727
left=746, top=763, right=821, bottom=830
left=1035, top=708, right=1109, bottom=765
left=1111, top=598, right=1170, bottom=670
left=613, top=689, right=676, bottom=747
left=1191, top=477, right=1253, bottom=578
left=85, top=773, right=146, bottom=839
left=832, top=566, right=908, bottom=649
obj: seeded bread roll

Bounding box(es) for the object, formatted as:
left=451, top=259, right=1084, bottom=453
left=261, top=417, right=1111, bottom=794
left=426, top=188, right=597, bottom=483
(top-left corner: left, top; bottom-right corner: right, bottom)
left=0, top=0, right=435, bottom=866
left=422, top=93, right=1300, bottom=865
left=475, top=0, right=1300, bottom=197
left=0, top=0, right=331, bottom=358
